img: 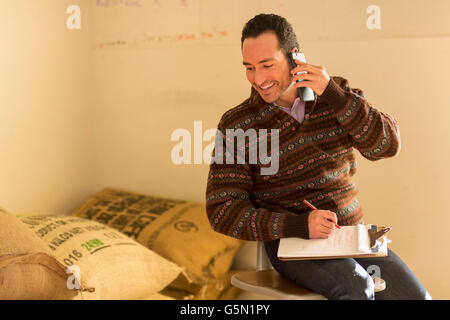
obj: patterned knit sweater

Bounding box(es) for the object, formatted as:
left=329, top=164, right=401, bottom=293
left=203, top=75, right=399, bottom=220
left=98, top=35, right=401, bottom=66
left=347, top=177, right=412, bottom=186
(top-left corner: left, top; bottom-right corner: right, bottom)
left=206, top=76, right=401, bottom=241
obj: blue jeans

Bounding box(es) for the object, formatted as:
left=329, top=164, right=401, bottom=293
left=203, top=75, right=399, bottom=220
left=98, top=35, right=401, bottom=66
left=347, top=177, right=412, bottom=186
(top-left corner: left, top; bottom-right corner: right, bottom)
left=264, top=239, right=432, bottom=300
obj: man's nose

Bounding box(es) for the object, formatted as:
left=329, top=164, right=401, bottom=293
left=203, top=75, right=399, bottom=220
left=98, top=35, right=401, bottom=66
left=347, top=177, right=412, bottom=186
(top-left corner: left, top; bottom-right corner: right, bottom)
left=254, top=69, right=266, bottom=87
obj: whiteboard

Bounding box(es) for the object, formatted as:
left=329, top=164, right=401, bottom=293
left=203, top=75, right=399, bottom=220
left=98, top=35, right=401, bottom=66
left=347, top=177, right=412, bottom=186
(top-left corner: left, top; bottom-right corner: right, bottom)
left=92, top=0, right=450, bottom=50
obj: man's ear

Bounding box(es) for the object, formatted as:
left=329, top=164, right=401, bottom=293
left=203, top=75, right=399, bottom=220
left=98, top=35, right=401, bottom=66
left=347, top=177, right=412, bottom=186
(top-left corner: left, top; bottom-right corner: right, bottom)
left=286, top=48, right=298, bottom=69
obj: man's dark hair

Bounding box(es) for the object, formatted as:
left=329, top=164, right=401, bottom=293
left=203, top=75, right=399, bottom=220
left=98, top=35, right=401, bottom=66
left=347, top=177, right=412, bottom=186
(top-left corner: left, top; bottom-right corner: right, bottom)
left=241, top=14, right=299, bottom=56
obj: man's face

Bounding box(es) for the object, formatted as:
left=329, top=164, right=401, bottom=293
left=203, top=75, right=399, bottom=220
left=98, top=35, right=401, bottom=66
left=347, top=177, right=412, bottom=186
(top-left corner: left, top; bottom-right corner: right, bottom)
left=242, top=31, right=293, bottom=105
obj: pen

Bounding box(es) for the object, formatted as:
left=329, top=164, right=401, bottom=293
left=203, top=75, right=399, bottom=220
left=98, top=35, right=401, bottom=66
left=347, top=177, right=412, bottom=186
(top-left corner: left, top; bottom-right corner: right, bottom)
left=302, top=199, right=341, bottom=230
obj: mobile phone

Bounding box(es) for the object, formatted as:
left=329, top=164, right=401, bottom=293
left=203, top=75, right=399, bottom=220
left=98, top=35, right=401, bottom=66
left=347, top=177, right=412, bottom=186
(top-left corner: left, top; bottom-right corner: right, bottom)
left=289, top=51, right=315, bottom=102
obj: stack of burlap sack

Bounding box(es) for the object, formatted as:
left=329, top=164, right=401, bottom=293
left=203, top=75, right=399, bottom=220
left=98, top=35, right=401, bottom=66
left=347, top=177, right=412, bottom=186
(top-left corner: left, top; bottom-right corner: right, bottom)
left=0, top=188, right=245, bottom=300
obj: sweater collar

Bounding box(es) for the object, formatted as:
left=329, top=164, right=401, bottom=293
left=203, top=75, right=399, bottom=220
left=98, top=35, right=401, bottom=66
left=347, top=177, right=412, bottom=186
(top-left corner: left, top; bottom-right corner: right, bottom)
left=249, top=87, right=317, bottom=118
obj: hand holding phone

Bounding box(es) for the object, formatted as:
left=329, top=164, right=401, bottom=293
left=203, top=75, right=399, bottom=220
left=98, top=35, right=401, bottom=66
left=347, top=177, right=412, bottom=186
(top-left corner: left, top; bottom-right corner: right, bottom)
left=288, top=51, right=315, bottom=102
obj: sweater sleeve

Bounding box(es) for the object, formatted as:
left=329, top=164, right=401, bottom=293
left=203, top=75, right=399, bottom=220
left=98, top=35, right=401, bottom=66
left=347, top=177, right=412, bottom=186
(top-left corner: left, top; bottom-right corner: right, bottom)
left=319, top=76, right=401, bottom=161
left=205, top=123, right=310, bottom=241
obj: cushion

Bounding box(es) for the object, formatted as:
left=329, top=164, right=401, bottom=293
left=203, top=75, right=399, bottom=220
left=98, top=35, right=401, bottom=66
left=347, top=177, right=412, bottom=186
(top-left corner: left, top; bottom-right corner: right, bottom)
left=18, top=214, right=182, bottom=300
left=231, top=242, right=258, bottom=270
left=72, top=188, right=242, bottom=291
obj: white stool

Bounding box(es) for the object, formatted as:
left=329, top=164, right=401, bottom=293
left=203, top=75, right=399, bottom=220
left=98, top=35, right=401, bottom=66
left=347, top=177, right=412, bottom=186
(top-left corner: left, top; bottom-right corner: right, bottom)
left=231, top=241, right=327, bottom=300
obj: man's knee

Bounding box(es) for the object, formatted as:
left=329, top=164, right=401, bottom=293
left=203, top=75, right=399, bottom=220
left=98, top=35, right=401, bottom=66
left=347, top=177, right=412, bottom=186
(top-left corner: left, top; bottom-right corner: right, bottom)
left=330, top=265, right=375, bottom=300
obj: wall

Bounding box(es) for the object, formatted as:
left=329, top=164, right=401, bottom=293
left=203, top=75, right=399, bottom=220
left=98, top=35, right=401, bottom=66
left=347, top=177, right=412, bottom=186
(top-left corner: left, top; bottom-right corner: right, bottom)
left=0, top=0, right=94, bottom=214
left=1, top=0, right=449, bottom=298
left=90, top=0, right=450, bottom=299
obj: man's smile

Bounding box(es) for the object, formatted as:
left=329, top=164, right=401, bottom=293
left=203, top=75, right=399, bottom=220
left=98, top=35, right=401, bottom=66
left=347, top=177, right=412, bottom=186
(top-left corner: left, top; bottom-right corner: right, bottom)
left=257, top=81, right=277, bottom=93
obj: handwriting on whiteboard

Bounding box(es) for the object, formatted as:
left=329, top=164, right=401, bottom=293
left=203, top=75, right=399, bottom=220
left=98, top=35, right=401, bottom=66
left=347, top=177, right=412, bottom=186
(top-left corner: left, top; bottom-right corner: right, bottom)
left=96, top=0, right=190, bottom=8
left=96, top=29, right=228, bottom=49
left=96, top=0, right=143, bottom=7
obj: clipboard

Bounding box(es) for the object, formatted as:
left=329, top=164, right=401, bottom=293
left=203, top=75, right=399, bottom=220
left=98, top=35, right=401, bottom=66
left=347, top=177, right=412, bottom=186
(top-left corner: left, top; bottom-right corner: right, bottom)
left=278, top=225, right=391, bottom=261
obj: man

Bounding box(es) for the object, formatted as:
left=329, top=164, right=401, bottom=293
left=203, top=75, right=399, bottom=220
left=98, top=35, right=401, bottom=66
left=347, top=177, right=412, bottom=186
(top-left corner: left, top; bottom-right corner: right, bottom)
left=206, top=13, right=430, bottom=299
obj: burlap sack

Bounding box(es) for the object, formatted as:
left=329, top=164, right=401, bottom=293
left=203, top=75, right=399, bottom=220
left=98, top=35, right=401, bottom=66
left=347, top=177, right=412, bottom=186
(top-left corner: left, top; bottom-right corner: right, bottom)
left=72, top=188, right=242, bottom=289
left=0, top=207, right=85, bottom=299
left=160, top=287, right=194, bottom=300
left=217, top=285, right=243, bottom=300
left=161, top=270, right=243, bottom=300
left=139, top=292, right=175, bottom=300
left=19, top=214, right=182, bottom=300
left=191, top=269, right=242, bottom=300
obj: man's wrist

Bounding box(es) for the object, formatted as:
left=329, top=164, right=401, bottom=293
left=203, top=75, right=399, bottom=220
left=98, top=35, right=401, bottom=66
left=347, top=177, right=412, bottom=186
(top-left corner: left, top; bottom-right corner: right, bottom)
left=318, top=77, right=348, bottom=112
left=282, top=212, right=310, bottom=239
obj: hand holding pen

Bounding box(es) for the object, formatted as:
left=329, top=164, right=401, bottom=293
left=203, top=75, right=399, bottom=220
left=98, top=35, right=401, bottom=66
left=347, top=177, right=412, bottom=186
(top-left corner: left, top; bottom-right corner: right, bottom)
left=303, top=200, right=340, bottom=239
